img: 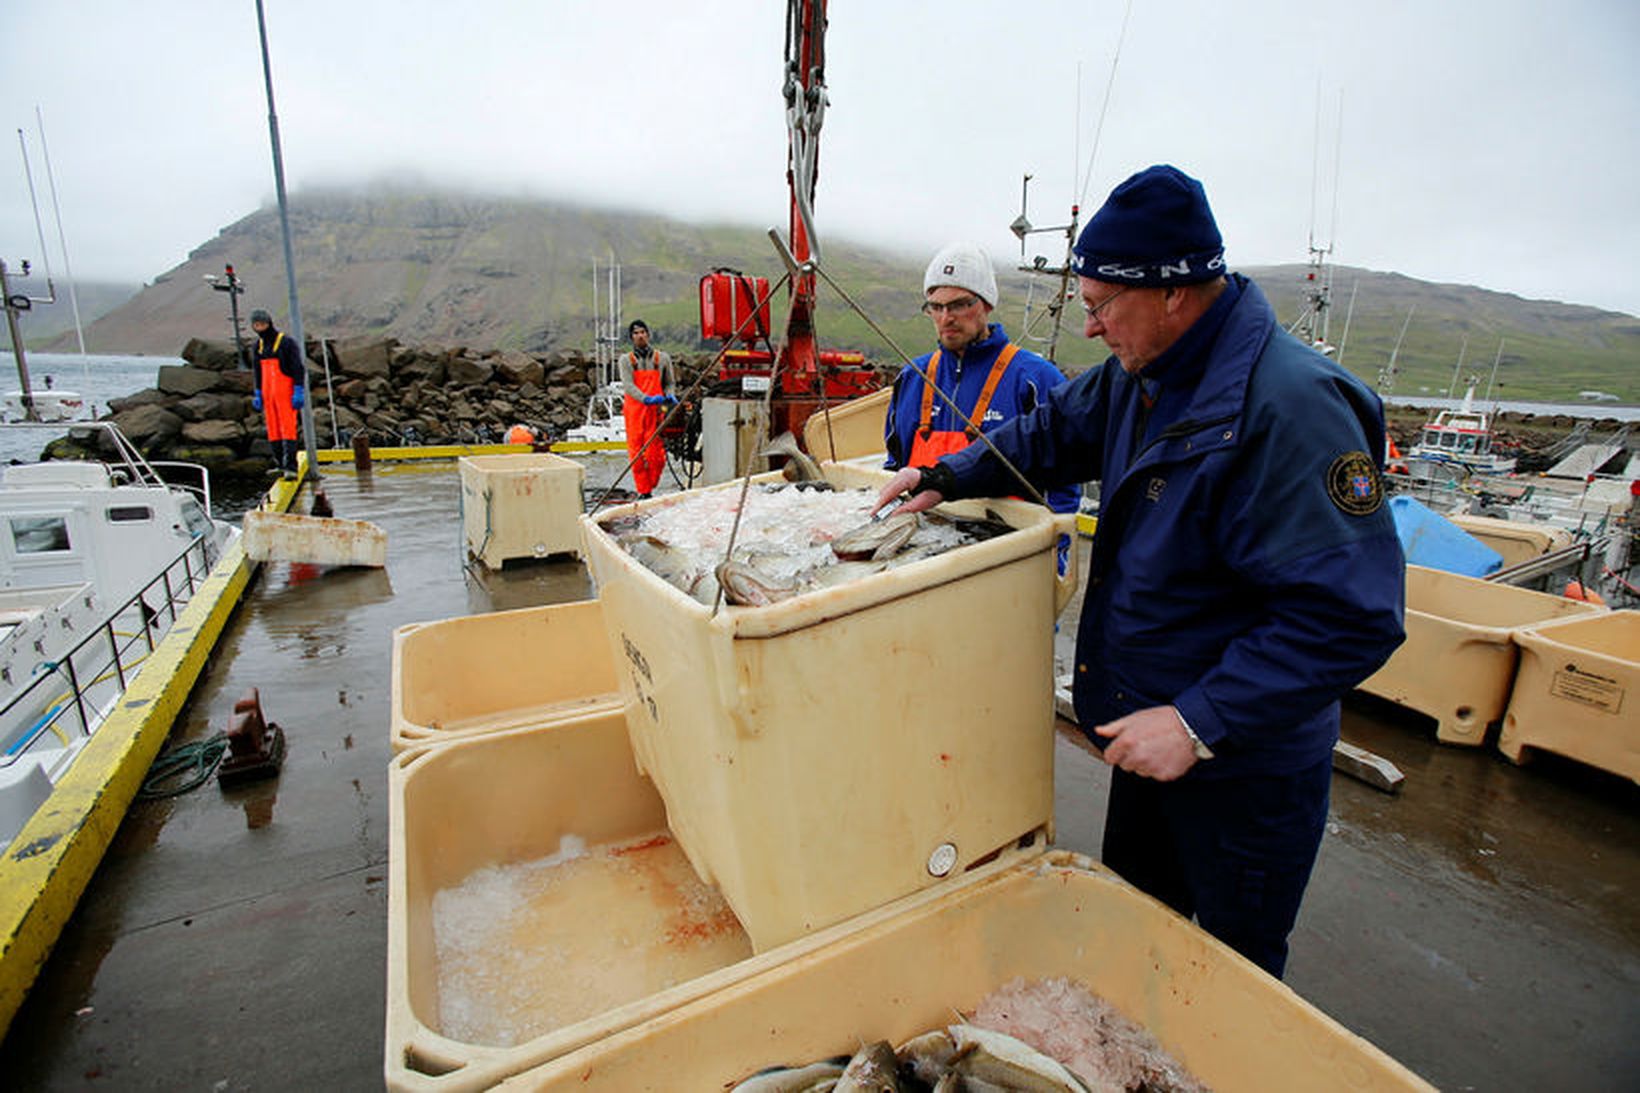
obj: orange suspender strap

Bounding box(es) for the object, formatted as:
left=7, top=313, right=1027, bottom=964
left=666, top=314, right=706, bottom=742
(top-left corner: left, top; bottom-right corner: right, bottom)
left=917, top=348, right=943, bottom=437
left=965, top=342, right=1019, bottom=438
left=917, top=343, right=1022, bottom=438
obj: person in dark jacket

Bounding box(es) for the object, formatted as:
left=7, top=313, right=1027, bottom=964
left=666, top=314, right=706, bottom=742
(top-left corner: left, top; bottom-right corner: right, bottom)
left=249, top=308, right=307, bottom=480
left=875, top=165, right=1406, bottom=978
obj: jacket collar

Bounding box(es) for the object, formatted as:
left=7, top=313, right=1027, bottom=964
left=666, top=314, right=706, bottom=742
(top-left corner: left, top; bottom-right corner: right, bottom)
left=1118, top=273, right=1273, bottom=429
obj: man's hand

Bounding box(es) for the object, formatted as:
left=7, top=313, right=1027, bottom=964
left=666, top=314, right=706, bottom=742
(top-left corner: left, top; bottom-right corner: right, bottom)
left=642, top=393, right=665, bottom=406
left=874, top=467, right=942, bottom=516
left=251, top=392, right=263, bottom=412
left=1092, top=705, right=1200, bottom=781
left=291, top=385, right=306, bottom=410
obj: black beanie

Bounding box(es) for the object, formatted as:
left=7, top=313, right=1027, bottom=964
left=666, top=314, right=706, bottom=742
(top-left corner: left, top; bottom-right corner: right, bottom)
left=1072, top=165, right=1226, bottom=286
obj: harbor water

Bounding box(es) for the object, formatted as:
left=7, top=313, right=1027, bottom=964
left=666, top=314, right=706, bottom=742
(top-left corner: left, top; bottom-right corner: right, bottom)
left=0, top=353, right=180, bottom=465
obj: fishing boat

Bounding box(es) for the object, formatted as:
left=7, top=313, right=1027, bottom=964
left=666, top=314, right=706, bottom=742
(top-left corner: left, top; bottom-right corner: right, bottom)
left=0, top=423, right=237, bottom=848
left=1403, top=380, right=1518, bottom=477
left=563, top=380, right=627, bottom=446
left=0, top=388, right=87, bottom=424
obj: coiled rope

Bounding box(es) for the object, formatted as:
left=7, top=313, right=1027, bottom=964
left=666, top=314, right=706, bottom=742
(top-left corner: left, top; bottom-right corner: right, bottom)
left=137, top=732, right=229, bottom=799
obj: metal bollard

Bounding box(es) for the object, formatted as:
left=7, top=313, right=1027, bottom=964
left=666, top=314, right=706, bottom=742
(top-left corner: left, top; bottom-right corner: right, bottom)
left=352, top=431, right=372, bottom=471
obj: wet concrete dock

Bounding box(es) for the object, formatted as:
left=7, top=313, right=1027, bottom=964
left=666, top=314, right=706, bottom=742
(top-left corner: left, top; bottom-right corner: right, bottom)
left=1, top=458, right=1635, bottom=1090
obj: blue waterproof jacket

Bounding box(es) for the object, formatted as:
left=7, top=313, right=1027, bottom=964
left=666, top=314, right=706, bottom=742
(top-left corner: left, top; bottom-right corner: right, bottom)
left=940, top=276, right=1406, bottom=779
left=885, top=323, right=1080, bottom=515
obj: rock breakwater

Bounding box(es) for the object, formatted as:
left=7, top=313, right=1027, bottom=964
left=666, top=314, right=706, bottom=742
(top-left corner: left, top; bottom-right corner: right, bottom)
left=40, top=335, right=710, bottom=478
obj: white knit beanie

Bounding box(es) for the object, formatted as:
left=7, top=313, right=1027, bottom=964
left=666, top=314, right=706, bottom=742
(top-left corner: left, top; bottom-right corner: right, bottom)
left=923, top=241, right=998, bottom=307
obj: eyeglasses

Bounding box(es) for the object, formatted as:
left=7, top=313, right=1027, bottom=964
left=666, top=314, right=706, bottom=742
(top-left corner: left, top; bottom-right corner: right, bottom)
left=921, top=294, right=981, bottom=316
left=1081, top=287, right=1129, bottom=322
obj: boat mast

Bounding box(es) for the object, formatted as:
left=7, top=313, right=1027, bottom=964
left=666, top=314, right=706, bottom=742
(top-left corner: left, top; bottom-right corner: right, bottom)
left=1483, top=339, right=1505, bottom=408
left=5, top=128, right=63, bottom=423
left=33, top=107, right=87, bottom=381
left=1376, top=305, right=1414, bottom=400
left=1291, top=87, right=1342, bottom=354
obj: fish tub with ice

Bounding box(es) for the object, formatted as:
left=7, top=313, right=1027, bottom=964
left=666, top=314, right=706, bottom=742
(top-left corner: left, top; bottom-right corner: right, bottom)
left=385, top=707, right=1433, bottom=1092
left=580, top=462, right=1077, bottom=953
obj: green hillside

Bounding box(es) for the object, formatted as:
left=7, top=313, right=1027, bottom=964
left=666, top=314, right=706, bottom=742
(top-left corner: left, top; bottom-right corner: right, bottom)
left=64, top=188, right=1639, bottom=404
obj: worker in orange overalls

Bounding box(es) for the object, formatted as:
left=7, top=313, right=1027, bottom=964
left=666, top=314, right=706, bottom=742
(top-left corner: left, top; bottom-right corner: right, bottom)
left=249, top=308, right=307, bottom=481
left=618, top=319, right=676, bottom=498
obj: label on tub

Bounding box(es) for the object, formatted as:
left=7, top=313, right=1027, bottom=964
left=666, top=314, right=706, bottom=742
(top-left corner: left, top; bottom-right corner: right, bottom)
left=1550, top=663, right=1625, bottom=714
left=741, top=375, right=772, bottom=394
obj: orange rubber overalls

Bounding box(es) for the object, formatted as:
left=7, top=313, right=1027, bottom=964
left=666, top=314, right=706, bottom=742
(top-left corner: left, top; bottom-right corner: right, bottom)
left=258, top=332, right=299, bottom=446
left=907, top=342, right=1021, bottom=466
left=622, top=352, right=667, bottom=496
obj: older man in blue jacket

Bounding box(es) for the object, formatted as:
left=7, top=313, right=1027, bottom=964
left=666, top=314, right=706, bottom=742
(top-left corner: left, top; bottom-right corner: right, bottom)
left=877, top=165, right=1406, bottom=978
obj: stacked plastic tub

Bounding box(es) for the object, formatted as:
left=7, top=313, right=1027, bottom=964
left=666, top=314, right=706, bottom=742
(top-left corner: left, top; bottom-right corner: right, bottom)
left=385, top=462, right=1435, bottom=1092
left=1501, top=609, right=1639, bottom=781
left=459, top=453, right=586, bottom=568
left=1360, top=564, right=1607, bottom=744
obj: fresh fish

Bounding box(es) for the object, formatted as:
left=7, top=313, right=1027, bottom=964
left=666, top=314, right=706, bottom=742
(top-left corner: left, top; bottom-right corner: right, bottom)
left=716, top=559, right=798, bottom=607
left=626, top=535, right=701, bottom=592
left=800, top=558, right=890, bottom=590
left=895, top=1029, right=960, bottom=1087
left=834, top=1040, right=901, bottom=1092
left=831, top=512, right=918, bottom=561
left=947, top=1024, right=1092, bottom=1092
left=925, top=509, right=1014, bottom=543
left=760, top=430, right=825, bottom=484
left=730, top=1058, right=847, bottom=1092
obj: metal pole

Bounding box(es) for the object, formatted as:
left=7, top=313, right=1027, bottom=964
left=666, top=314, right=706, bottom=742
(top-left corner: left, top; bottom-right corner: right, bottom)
left=1, top=261, right=38, bottom=421
left=254, top=0, right=321, bottom=478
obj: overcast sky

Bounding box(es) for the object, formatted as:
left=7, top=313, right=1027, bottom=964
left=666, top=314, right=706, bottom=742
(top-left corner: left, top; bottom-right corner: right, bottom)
left=2, top=1, right=1637, bottom=317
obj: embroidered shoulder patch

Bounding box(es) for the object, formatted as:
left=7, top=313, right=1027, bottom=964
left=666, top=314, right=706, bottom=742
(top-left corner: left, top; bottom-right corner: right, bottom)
left=1326, top=451, right=1383, bottom=515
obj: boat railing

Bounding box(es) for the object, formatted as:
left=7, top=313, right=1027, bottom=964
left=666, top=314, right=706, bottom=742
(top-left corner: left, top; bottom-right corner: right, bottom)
left=0, top=531, right=217, bottom=769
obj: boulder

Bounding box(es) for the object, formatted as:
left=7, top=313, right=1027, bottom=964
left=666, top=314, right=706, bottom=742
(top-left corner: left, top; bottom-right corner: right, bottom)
left=447, top=356, right=494, bottom=386
left=173, top=392, right=248, bottom=423
left=157, top=365, right=223, bottom=398
left=181, top=337, right=248, bottom=372
left=396, top=353, right=446, bottom=384
left=107, top=388, right=170, bottom=414
left=109, top=404, right=183, bottom=449
left=333, top=336, right=395, bottom=379
left=495, top=350, right=545, bottom=388
left=181, top=419, right=248, bottom=446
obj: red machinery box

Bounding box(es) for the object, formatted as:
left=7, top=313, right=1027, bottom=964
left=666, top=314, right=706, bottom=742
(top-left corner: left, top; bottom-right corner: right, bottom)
left=699, top=269, right=773, bottom=343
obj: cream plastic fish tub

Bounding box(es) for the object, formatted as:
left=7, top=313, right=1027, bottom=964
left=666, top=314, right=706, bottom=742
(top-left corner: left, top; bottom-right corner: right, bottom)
left=496, top=850, right=1433, bottom=1093
left=1447, top=513, right=1572, bottom=568
left=580, top=462, right=1074, bottom=952
left=386, top=708, right=1430, bottom=1093
left=1358, top=564, right=1606, bottom=744
left=390, top=599, right=619, bottom=753
left=459, top=453, right=585, bottom=568
left=800, top=386, right=890, bottom=462
left=1499, top=609, right=1639, bottom=781
left=242, top=509, right=387, bottom=567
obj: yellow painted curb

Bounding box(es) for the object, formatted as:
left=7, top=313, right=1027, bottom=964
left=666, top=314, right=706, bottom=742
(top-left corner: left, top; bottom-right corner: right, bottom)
left=0, top=486, right=296, bottom=1038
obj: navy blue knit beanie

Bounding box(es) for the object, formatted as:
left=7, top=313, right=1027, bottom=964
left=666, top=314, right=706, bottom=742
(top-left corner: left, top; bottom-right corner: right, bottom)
left=1072, top=165, right=1226, bottom=286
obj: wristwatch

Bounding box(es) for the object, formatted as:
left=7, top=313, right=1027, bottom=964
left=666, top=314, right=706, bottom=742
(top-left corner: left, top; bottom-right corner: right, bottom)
left=1176, top=709, right=1214, bottom=760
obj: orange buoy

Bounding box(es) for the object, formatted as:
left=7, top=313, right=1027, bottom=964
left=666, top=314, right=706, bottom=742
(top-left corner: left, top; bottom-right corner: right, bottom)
left=1563, top=580, right=1605, bottom=605
left=506, top=424, right=535, bottom=446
